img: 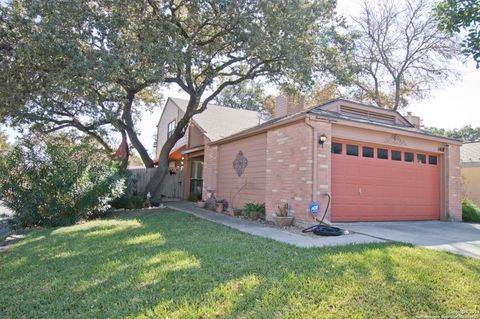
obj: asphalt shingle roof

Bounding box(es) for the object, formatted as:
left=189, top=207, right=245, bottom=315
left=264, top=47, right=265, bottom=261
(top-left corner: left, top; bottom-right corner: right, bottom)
left=170, top=98, right=263, bottom=142
left=461, top=141, right=480, bottom=164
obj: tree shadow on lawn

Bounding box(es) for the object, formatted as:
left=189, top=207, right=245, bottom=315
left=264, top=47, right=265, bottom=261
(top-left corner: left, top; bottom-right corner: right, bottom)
left=1, top=211, right=479, bottom=319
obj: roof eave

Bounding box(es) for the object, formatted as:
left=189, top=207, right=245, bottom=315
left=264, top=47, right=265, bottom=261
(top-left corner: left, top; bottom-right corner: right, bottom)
left=310, top=111, right=462, bottom=145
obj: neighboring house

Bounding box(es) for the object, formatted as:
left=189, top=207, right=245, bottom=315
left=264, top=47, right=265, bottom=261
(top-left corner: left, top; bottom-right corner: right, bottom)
left=202, top=96, right=462, bottom=225
left=461, top=141, right=480, bottom=206
left=155, top=97, right=262, bottom=199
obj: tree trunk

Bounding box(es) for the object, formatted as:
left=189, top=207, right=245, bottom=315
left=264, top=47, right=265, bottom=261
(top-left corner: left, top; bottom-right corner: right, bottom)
left=122, top=91, right=154, bottom=168
left=119, top=129, right=129, bottom=170
left=393, top=78, right=401, bottom=111
left=146, top=95, right=200, bottom=199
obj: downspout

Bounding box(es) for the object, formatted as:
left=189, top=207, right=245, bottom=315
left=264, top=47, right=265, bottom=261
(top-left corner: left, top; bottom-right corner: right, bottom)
left=305, top=116, right=318, bottom=202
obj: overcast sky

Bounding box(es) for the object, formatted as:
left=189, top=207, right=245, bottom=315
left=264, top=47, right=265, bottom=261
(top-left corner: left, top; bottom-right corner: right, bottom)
left=2, top=0, right=479, bottom=156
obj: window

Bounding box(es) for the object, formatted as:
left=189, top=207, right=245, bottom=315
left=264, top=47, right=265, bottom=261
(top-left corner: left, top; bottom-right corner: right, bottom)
left=331, top=142, right=343, bottom=154
left=429, top=155, right=437, bottom=165
left=405, top=152, right=414, bottom=162
left=346, top=144, right=358, bottom=156
left=391, top=150, right=402, bottom=161
left=417, top=154, right=426, bottom=164
left=377, top=148, right=388, bottom=160
left=362, top=146, right=374, bottom=158
left=167, top=120, right=176, bottom=138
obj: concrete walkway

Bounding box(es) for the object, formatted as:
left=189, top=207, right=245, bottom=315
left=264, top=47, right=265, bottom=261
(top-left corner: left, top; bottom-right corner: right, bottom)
left=167, top=202, right=385, bottom=248
left=336, top=221, right=480, bottom=259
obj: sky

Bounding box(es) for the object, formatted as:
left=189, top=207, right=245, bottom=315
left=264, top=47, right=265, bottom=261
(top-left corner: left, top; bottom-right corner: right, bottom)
left=2, top=0, right=479, bottom=156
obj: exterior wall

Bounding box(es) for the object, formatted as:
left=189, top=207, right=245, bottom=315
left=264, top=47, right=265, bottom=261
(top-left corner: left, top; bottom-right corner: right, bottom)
left=188, top=124, right=205, bottom=149
left=446, top=144, right=462, bottom=220
left=215, top=133, right=267, bottom=209
left=265, top=119, right=332, bottom=225
left=462, top=166, right=480, bottom=207
left=156, top=100, right=184, bottom=158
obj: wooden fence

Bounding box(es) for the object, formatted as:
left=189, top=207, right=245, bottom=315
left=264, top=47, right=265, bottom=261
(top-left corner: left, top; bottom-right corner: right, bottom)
left=127, top=168, right=184, bottom=200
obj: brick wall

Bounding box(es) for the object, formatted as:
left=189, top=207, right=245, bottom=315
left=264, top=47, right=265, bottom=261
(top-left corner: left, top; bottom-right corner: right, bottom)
left=265, top=119, right=332, bottom=224
left=447, top=144, right=462, bottom=221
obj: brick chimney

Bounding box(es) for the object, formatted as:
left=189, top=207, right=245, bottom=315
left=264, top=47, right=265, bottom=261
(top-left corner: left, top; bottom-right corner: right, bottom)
left=274, top=95, right=305, bottom=118
left=405, top=111, right=421, bottom=128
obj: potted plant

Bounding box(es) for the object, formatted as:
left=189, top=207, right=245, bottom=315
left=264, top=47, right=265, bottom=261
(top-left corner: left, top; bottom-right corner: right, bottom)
left=216, top=201, right=224, bottom=213
left=273, top=203, right=294, bottom=227
left=196, top=200, right=206, bottom=208
left=244, top=202, right=265, bottom=220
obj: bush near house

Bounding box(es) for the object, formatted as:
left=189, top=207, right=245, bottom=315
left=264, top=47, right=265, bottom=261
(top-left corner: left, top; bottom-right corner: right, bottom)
left=462, top=198, right=480, bottom=222
left=110, top=193, right=144, bottom=210
left=0, top=136, right=125, bottom=227
left=243, top=202, right=266, bottom=220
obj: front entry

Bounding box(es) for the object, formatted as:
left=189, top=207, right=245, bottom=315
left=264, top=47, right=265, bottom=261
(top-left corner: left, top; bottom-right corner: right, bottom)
left=189, top=159, right=204, bottom=198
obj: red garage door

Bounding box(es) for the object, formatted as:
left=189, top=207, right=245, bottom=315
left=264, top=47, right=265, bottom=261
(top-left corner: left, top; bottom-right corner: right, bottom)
left=331, top=140, right=440, bottom=222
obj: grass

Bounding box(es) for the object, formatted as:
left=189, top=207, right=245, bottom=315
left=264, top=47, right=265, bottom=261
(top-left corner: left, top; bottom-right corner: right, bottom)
left=1, top=210, right=479, bottom=318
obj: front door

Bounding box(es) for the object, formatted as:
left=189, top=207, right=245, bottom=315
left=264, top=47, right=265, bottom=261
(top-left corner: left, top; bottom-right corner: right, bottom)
left=189, top=160, right=203, bottom=197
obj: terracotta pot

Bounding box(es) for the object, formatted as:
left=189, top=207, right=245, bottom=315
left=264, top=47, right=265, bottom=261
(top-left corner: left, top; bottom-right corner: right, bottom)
left=196, top=201, right=206, bottom=208
left=216, top=203, right=224, bottom=213
left=273, top=216, right=294, bottom=227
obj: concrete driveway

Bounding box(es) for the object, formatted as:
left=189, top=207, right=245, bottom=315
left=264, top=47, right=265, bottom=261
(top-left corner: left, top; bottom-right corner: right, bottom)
left=336, top=221, right=480, bottom=259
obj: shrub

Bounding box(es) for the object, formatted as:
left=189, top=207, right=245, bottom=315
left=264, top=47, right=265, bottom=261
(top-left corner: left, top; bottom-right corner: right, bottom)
left=110, top=193, right=144, bottom=210
left=243, top=202, right=266, bottom=220
left=0, top=136, right=125, bottom=227
left=462, top=198, right=480, bottom=222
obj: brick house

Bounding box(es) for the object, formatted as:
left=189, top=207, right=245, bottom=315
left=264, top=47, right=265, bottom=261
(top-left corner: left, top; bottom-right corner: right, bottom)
left=156, top=96, right=462, bottom=224
left=201, top=96, right=462, bottom=225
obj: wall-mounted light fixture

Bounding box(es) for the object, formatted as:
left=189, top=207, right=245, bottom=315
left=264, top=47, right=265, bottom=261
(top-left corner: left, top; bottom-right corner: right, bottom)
left=318, top=134, right=327, bottom=147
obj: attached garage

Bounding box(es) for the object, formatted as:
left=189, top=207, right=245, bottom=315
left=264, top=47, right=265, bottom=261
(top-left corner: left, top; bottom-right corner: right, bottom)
left=331, top=140, right=440, bottom=222
left=203, top=97, right=462, bottom=224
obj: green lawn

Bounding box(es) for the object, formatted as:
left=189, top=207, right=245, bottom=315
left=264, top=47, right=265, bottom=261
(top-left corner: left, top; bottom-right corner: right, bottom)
left=1, top=211, right=479, bottom=318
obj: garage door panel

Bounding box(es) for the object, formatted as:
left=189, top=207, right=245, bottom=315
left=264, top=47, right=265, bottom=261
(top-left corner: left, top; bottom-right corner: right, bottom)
left=331, top=144, right=440, bottom=222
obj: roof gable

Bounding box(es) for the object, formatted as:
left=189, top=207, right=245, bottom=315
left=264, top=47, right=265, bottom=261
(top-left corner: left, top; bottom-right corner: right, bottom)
left=318, top=99, right=413, bottom=127
left=157, top=97, right=185, bottom=127
left=166, top=97, right=262, bottom=142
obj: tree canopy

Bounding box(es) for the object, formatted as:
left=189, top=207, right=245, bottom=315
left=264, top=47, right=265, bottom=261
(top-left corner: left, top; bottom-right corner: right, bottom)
left=435, top=0, right=480, bottom=67
left=1, top=0, right=170, bottom=165
left=214, top=80, right=274, bottom=115
left=0, top=129, right=9, bottom=155
left=428, top=125, right=480, bottom=142
left=0, top=0, right=343, bottom=197
left=323, top=0, right=460, bottom=110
